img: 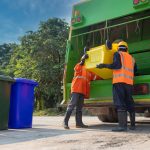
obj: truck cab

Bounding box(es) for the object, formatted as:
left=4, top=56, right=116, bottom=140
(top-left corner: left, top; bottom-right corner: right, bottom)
left=62, top=0, right=150, bottom=122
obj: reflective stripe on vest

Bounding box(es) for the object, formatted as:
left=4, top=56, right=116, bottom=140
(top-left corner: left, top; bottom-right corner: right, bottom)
left=93, top=75, right=97, bottom=81
left=113, top=52, right=134, bottom=85
left=113, top=74, right=133, bottom=80
left=73, top=76, right=86, bottom=79
left=119, top=52, right=134, bottom=73
left=73, top=76, right=89, bottom=82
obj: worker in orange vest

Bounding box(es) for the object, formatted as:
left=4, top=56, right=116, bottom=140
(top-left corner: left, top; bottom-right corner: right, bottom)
left=63, top=54, right=100, bottom=129
left=96, top=41, right=137, bottom=132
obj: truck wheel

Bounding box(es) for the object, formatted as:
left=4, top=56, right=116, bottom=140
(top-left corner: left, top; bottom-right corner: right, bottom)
left=144, top=109, right=150, bottom=118
left=98, top=115, right=109, bottom=122
left=97, top=108, right=118, bottom=123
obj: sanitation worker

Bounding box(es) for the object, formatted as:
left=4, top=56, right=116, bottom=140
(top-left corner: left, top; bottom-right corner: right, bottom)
left=63, top=54, right=100, bottom=129
left=96, top=41, right=137, bottom=132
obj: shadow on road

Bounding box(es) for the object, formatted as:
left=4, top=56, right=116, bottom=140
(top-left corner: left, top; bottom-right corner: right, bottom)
left=0, top=127, right=84, bottom=145
left=87, top=121, right=150, bottom=134
left=0, top=117, right=150, bottom=145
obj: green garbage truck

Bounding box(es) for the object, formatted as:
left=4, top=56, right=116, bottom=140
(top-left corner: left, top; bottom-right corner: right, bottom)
left=61, top=0, right=150, bottom=122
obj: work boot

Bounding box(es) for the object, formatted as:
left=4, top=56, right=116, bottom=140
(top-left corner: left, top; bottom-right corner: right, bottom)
left=112, top=110, right=127, bottom=132
left=129, top=112, right=135, bottom=130
left=75, top=111, right=88, bottom=128
left=63, top=110, right=72, bottom=129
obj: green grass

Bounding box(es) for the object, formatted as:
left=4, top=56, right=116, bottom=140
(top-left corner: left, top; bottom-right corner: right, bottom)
left=33, top=108, right=93, bottom=116
left=33, top=108, right=65, bottom=116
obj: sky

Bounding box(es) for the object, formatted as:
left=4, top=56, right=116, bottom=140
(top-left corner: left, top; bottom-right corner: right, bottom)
left=0, top=0, right=81, bottom=44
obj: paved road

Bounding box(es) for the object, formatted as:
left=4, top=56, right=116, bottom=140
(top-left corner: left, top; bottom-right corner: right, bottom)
left=0, top=116, right=150, bottom=150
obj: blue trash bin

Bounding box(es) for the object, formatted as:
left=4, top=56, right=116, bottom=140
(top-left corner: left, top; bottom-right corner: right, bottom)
left=9, top=78, right=38, bottom=129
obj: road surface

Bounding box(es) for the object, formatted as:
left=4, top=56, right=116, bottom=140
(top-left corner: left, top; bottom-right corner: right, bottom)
left=0, top=116, right=150, bottom=150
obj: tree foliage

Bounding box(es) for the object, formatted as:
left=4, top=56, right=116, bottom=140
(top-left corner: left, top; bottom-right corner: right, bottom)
left=0, top=18, right=69, bottom=109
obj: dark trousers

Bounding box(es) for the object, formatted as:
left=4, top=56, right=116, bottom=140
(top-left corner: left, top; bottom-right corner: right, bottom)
left=113, top=83, right=135, bottom=113
left=67, top=92, right=84, bottom=113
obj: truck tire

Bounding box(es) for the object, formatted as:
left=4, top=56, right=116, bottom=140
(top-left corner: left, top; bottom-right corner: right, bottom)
left=97, top=108, right=118, bottom=123
left=144, top=109, right=150, bottom=118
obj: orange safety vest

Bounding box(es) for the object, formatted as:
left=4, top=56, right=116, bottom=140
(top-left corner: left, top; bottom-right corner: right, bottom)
left=113, top=51, right=135, bottom=85
left=71, top=63, right=100, bottom=98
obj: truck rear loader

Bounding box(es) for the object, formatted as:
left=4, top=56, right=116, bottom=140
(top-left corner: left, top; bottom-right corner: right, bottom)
left=62, top=0, right=150, bottom=122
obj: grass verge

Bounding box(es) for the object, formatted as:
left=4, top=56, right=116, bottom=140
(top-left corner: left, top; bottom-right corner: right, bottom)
left=34, top=108, right=65, bottom=116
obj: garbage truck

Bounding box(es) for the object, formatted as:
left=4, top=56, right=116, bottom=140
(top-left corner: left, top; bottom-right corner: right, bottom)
left=61, top=0, right=150, bottom=122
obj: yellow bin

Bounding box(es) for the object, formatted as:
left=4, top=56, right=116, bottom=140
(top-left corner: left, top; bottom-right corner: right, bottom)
left=85, top=44, right=117, bottom=79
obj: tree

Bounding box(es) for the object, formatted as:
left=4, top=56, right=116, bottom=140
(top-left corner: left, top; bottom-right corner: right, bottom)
left=0, top=43, right=18, bottom=75
left=4, top=18, right=69, bottom=110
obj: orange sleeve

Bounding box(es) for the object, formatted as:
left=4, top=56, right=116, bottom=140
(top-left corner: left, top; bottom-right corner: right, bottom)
left=74, top=63, right=82, bottom=76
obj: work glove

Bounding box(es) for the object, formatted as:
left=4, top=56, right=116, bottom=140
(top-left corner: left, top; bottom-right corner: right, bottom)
left=96, top=64, right=107, bottom=69
left=81, top=54, right=89, bottom=61
left=105, top=40, right=112, bottom=50
left=79, top=59, right=85, bottom=66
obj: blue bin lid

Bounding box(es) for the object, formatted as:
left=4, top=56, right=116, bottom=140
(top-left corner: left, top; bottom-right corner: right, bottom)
left=15, top=78, right=38, bottom=86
